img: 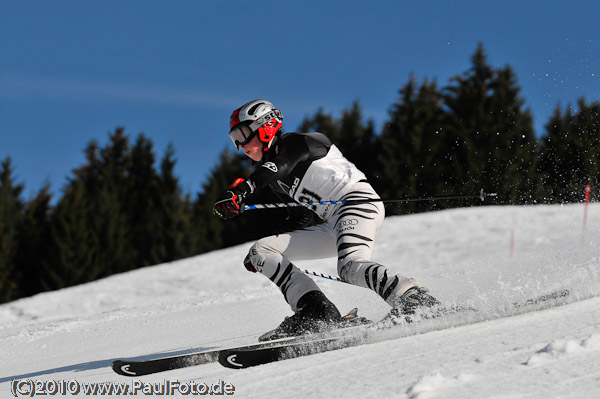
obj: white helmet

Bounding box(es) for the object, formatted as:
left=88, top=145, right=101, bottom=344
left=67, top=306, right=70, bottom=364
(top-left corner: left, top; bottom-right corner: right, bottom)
left=229, top=99, right=283, bottom=146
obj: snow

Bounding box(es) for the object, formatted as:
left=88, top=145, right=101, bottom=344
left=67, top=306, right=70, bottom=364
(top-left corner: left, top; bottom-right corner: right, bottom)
left=1, top=203, right=599, bottom=398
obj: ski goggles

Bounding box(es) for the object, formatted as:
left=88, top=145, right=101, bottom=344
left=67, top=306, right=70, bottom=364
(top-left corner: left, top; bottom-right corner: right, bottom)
left=228, top=124, right=257, bottom=151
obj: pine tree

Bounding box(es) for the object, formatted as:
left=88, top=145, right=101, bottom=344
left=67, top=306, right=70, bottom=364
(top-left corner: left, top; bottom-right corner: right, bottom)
left=298, top=102, right=378, bottom=180
left=15, top=184, right=53, bottom=297
left=337, top=101, right=378, bottom=180
left=298, top=108, right=339, bottom=137
left=41, top=128, right=196, bottom=292
left=158, top=144, right=193, bottom=260
left=0, top=158, right=24, bottom=303
left=487, top=65, right=538, bottom=203
left=92, top=129, right=133, bottom=274
left=442, top=44, right=537, bottom=203
left=126, top=134, right=163, bottom=267
left=376, top=76, right=447, bottom=214
left=46, top=130, right=132, bottom=290
left=537, top=100, right=600, bottom=202
left=575, top=100, right=600, bottom=197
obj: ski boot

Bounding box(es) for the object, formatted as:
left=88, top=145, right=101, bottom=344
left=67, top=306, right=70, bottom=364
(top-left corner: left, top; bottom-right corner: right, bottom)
left=383, top=287, right=441, bottom=326
left=394, top=286, right=440, bottom=313
left=259, top=291, right=368, bottom=342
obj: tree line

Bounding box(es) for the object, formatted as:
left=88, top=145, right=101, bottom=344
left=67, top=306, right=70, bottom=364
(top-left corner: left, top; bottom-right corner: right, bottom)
left=1, top=44, right=598, bottom=303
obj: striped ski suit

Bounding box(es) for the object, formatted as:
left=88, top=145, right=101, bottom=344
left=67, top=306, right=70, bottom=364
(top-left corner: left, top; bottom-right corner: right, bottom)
left=244, top=132, right=419, bottom=311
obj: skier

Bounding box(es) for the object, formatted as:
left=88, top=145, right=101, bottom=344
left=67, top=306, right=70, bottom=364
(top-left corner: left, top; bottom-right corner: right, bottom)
left=213, top=99, right=439, bottom=340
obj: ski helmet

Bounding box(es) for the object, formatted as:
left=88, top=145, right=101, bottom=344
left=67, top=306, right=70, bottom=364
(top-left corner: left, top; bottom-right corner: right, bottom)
left=228, top=99, right=283, bottom=150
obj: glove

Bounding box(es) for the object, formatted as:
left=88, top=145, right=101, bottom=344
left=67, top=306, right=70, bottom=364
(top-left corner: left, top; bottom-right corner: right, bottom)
left=213, top=178, right=254, bottom=219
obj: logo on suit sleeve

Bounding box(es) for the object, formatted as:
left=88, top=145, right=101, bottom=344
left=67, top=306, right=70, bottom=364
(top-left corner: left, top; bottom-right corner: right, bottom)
left=262, top=162, right=278, bottom=173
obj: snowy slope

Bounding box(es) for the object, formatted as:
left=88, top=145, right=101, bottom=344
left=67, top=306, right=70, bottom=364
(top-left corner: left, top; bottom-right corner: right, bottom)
left=1, top=203, right=599, bottom=398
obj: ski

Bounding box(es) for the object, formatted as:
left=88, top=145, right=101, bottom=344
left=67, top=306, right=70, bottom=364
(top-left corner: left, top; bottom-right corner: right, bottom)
left=217, top=288, right=571, bottom=369
left=112, top=289, right=570, bottom=375
left=111, top=308, right=365, bottom=376
left=513, top=288, right=570, bottom=308
left=111, top=336, right=298, bottom=376
left=218, top=334, right=365, bottom=369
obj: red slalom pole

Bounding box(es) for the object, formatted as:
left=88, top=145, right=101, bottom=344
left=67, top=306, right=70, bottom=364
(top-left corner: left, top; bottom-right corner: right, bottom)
left=583, top=184, right=591, bottom=228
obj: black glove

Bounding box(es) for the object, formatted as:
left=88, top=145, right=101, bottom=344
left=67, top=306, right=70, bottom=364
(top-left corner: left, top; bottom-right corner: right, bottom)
left=213, top=178, right=253, bottom=219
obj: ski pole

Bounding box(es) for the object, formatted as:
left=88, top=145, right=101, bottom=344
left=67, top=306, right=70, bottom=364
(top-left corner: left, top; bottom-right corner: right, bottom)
left=244, top=189, right=497, bottom=211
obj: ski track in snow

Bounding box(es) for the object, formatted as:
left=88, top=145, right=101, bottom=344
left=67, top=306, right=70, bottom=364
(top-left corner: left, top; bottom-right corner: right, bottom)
left=1, top=203, right=599, bottom=398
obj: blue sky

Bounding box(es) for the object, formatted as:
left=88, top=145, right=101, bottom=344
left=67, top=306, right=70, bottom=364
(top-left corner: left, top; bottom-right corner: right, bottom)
left=1, top=0, right=599, bottom=199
